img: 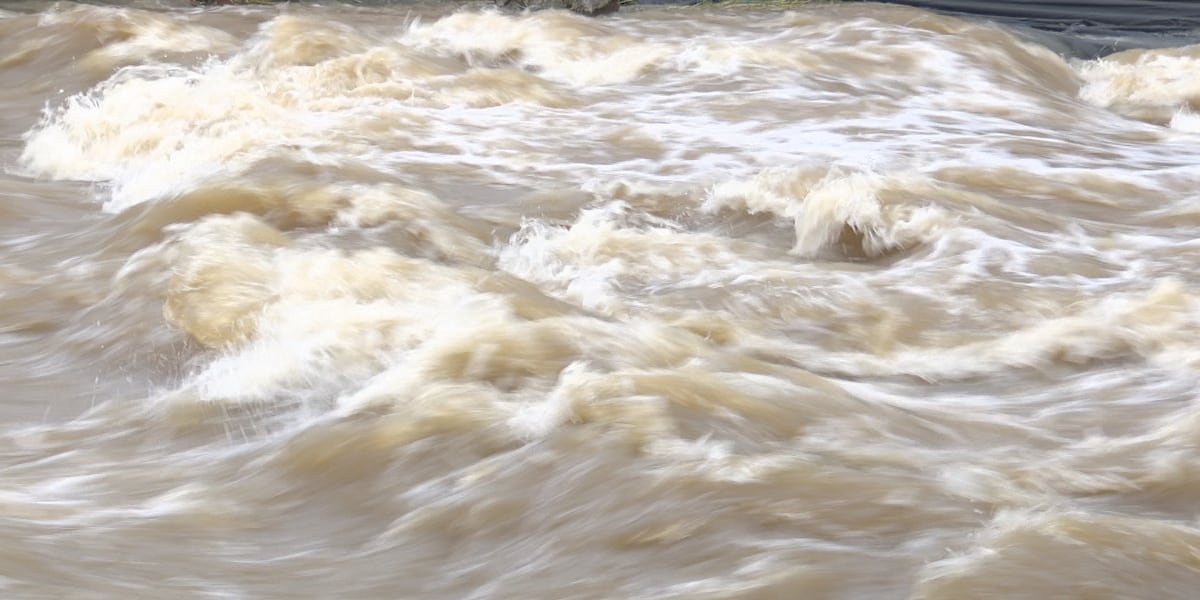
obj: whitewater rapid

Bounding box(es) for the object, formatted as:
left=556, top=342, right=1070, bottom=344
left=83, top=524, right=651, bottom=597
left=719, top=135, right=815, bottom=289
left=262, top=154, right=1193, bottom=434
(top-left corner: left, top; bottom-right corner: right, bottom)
left=2, top=2, right=1200, bottom=598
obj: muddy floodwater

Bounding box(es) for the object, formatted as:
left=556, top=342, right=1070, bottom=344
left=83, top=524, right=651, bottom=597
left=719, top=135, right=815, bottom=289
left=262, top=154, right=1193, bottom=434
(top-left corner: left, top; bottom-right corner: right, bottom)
left=3, top=1, right=1200, bottom=598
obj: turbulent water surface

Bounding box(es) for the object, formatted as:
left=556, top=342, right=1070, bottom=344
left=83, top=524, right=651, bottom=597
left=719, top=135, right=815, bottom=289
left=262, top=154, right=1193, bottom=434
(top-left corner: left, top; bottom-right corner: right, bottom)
left=4, top=1, right=1200, bottom=598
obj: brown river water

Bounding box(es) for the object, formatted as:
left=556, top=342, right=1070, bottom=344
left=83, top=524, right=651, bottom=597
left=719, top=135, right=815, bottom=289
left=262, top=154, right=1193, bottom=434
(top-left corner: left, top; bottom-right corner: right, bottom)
left=4, top=1, right=1200, bottom=598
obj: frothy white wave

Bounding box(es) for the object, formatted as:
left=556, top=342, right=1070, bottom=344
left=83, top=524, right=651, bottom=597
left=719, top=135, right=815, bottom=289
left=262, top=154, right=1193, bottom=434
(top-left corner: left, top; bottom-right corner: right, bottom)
left=17, top=6, right=1141, bottom=214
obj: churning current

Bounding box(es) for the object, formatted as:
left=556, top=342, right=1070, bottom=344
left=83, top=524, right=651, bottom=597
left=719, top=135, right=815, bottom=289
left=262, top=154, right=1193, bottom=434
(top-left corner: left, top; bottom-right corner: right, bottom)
left=3, top=1, right=1200, bottom=598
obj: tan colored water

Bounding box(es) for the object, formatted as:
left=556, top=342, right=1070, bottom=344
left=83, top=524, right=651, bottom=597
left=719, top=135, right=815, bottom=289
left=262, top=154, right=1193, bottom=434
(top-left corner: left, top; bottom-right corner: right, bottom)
left=3, top=1, right=1200, bottom=597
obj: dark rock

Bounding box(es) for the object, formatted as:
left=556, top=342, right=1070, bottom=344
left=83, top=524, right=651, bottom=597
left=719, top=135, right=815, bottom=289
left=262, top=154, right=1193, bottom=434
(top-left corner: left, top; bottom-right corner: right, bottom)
left=497, top=0, right=620, bottom=16
left=191, top=0, right=287, bottom=5
left=570, top=0, right=620, bottom=15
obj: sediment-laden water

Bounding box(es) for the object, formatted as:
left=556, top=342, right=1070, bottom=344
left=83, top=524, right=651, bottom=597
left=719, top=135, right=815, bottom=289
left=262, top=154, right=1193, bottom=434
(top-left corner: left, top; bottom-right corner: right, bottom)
left=3, top=1, right=1200, bottom=598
